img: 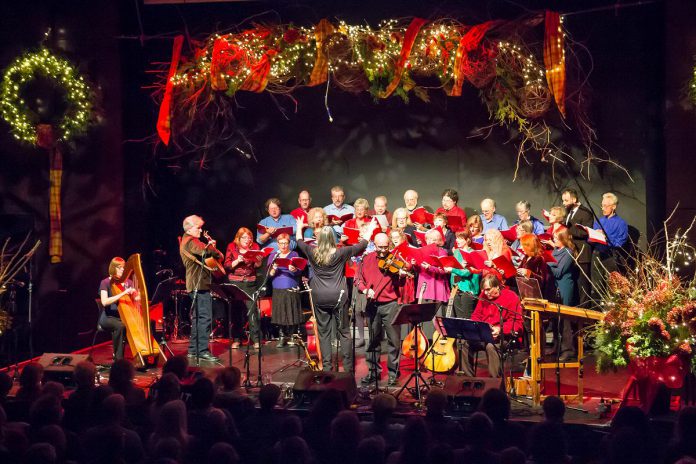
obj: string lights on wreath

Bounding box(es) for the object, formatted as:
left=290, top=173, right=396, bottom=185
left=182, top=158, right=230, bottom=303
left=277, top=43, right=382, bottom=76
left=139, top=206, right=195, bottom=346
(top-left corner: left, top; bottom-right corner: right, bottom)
left=0, top=47, right=92, bottom=145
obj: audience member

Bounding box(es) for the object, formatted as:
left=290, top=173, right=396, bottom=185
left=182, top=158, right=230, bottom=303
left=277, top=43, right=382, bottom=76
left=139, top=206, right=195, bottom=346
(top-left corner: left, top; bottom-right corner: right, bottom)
left=666, top=407, right=696, bottom=464
left=330, top=410, right=362, bottom=464
left=542, top=396, right=566, bottom=424
left=478, top=388, right=526, bottom=451
left=82, top=394, right=144, bottom=464
left=424, top=388, right=464, bottom=448
left=357, top=435, right=387, bottom=464
left=362, top=393, right=403, bottom=454
left=527, top=421, right=569, bottom=464
left=455, top=412, right=498, bottom=464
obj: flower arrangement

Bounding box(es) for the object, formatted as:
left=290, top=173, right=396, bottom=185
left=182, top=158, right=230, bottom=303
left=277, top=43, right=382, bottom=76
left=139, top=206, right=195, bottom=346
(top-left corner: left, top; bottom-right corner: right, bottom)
left=593, top=214, right=696, bottom=373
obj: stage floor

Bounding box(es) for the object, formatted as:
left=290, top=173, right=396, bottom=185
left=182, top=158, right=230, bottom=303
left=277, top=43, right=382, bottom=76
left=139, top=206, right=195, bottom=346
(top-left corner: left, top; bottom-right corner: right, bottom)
left=74, top=335, right=629, bottom=425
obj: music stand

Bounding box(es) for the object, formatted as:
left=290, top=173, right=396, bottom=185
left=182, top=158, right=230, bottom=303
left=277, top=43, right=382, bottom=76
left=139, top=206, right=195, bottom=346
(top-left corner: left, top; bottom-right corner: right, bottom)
left=516, top=277, right=542, bottom=300
left=391, top=302, right=439, bottom=402
left=151, top=277, right=187, bottom=342
left=437, top=317, right=495, bottom=345
left=219, top=283, right=255, bottom=373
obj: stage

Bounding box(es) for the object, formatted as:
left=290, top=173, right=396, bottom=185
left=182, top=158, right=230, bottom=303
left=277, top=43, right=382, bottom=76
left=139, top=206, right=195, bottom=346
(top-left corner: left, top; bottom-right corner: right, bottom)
left=5, top=333, right=639, bottom=427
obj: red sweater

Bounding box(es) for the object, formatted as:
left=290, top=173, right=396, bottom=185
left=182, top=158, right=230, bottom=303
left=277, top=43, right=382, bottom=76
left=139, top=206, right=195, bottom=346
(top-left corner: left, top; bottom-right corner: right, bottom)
left=356, top=252, right=403, bottom=303
left=435, top=205, right=467, bottom=232
left=471, top=288, right=523, bottom=335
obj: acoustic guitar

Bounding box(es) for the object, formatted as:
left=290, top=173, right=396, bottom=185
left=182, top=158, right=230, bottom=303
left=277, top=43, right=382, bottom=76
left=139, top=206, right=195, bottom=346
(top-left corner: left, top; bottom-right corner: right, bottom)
left=423, top=286, right=458, bottom=373
left=303, top=280, right=323, bottom=368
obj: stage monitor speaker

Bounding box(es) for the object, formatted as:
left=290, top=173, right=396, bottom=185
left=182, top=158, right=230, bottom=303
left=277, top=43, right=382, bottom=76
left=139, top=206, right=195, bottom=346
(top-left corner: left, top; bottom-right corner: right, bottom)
left=292, top=369, right=357, bottom=406
left=38, top=353, right=91, bottom=386
left=443, top=375, right=502, bottom=413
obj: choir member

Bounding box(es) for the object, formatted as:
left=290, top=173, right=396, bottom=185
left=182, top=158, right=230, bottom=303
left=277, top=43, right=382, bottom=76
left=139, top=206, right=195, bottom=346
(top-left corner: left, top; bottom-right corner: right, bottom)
left=257, top=198, right=296, bottom=252
left=304, top=207, right=330, bottom=240
left=432, top=212, right=456, bottom=252
left=592, top=192, right=628, bottom=274
left=403, top=189, right=420, bottom=213
left=480, top=198, right=509, bottom=232
left=561, top=188, right=594, bottom=307
left=516, top=234, right=556, bottom=300
left=225, top=227, right=263, bottom=349
left=546, top=206, right=567, bottom=235
left=324, top=185, right=355, bottom=234
left=268, top=233, right=303, bottom=347
left=444, top=230, right=481, bottom=319
left=343, top=198, right=371, bottom=232
left=467, top=215, right=485, bottom=245
left=482, top=229, right=514, bottom=282
left=416, top=229, right=450, bottom=316
left=459, top=274, right=523, bottom=378
left=514, top=201, right=545, bottom=235
left=290, top=190, right=312, bottom=225
left=436, top=188, right=467, bottom=232
left=548, top=228, right=579, bottom=361
left=510, top=220, right=534, bottom=267
left=391, top=207, right=419, bottom=246
left=371, top=195, right=393, bottom=224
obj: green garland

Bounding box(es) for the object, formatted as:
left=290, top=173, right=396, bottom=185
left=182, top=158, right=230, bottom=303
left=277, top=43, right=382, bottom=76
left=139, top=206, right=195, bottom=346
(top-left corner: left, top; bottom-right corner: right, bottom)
left=1, top=48, right=92, bottom=145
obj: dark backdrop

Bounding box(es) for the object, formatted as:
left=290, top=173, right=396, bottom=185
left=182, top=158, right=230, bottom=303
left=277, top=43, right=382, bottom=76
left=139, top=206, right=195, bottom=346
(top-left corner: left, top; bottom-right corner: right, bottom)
left=1, top=0, right=694, bottom=358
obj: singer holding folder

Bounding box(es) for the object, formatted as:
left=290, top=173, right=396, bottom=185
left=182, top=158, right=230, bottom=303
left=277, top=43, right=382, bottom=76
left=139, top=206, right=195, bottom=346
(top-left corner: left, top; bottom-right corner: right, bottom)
left=225, top=227, right=263, bottom=349
left=257, top=197, right=296, bottom=253
left=460, top=274, right=523, bottom=378
left=268, top=233, right=303, bottom=347
left=295, top=216, right=375, bottom=372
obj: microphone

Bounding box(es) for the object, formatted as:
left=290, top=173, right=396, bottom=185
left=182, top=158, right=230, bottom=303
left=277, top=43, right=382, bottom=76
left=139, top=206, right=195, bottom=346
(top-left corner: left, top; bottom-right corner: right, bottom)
left=155, top=269, right=173, bottom=277
left=337, top=289, right=345, bottom=305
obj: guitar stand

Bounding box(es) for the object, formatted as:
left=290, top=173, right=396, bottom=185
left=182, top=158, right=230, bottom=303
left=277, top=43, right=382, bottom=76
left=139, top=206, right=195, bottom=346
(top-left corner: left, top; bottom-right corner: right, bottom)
left=274, top=335, right=312, bottom=374
left=422, top=340, right=444, bottom=387
left=395, top=323, right=430, bottom=402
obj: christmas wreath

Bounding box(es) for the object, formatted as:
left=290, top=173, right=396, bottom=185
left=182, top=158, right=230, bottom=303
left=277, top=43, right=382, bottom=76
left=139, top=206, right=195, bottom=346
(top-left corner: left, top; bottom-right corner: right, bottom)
left=0, top=47, right=92, bottom=145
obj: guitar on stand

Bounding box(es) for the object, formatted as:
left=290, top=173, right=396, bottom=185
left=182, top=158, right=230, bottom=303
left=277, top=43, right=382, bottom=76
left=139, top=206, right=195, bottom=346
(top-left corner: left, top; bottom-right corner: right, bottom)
left=304, top=280, right=323, bottom=369
left=401, top=283, right=429, bottom=360
left=423, top=286, right=458, bottom=380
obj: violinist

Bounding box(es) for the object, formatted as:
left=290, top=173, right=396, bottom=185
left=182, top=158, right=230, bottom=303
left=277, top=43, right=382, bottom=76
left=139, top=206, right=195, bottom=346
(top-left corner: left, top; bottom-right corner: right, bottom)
left=180, top=215, right=224, bottom=362
left=357, top=233, right=408, bottom=386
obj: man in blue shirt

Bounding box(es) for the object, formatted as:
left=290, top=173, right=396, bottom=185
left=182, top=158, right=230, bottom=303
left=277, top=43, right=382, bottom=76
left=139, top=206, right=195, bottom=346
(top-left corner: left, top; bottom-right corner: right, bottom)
left=323, top=185, right=355, bottom=234
left=514, top=200, right=546, bottom=235
left=257, top=198, right=296, bottom=252
left=480, top=198, right=509, bottom=232
left=592, top=191, right=628, bottom=275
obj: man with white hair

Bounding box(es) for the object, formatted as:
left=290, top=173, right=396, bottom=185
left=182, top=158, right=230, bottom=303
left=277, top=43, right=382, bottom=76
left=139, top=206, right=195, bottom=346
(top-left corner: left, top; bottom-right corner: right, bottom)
left=370, top=195, right=393, bottom=224
left=592, top=192, right=628, bottom=274
left=356, top=233, right=407, bottom=386
left=480, top=198, right=508, bottom=232
left=179, top=215, right=224, bottom=363
left=403, top=189, right=420, bottom=213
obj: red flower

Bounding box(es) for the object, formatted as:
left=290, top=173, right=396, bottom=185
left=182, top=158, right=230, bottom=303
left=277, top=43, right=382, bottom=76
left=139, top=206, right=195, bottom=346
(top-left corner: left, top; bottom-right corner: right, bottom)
left=678, top=342, right=692, bottom=355
left=445, top=41, right=454, bottom=51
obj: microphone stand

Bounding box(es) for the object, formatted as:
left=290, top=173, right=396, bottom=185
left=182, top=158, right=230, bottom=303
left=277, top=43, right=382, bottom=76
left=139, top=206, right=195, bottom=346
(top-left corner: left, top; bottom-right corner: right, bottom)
left=351, top=258, right=366, bottom=376
left=248, top=252, right=277, bottom=387
left=332, top=289, right=346, bottom=372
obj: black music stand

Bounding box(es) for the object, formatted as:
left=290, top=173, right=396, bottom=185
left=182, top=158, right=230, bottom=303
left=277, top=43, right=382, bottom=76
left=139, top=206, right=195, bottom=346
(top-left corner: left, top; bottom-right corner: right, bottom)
left=437, top=316, right=495, bottom=345
left=219, top=283, right=256, bottom=373
left=150, top=278, right=186, bottom=358
left=391, top=302, right=439, bottom=402
left=151, top=277, right=187, bottom=342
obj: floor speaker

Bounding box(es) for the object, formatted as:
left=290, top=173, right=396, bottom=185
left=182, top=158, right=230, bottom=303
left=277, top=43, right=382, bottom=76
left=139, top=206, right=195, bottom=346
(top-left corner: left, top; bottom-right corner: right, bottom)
left=443, top=375, right=502, bottom=413
left=292, top=369, right=357, bottom=405
left=37, top=353, right=91, bottom=386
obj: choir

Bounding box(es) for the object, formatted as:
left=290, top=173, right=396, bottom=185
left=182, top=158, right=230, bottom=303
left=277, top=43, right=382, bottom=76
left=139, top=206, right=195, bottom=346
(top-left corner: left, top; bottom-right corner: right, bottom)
left=178, top=186, right=631, bottom=379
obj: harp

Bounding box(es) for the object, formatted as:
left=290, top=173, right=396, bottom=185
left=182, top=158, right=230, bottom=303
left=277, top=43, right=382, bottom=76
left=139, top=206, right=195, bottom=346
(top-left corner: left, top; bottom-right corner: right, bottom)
left=111, top=253, right=166, bottom=367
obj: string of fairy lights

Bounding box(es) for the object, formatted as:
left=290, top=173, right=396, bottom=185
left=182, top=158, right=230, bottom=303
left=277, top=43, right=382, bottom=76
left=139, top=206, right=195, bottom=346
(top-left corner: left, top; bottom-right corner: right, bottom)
left=0, top=47, right=92, bottom=145
left=169, top=20, right=550, bottom=97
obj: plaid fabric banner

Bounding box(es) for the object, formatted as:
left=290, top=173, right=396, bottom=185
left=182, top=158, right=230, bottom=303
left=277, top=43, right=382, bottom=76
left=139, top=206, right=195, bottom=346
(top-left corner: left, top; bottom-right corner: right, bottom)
left=380, top=17, right=428, bottom=98
left=309, top=19, right=335, bottom=86
left=543, top=11, right=566, bottom=117
left=48, top=147, right=63, bottom=263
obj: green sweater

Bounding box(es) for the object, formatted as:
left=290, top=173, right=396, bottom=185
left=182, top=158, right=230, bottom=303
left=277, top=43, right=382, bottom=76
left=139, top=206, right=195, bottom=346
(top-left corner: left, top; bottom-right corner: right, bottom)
left=449, top=248, right=481, bottom=294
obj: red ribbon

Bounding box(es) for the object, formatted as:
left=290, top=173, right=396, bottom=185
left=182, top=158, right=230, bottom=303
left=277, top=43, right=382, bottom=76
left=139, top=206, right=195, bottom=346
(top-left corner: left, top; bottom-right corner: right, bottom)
left=380, top=17, right=428, bottom=98
left=450, top=22, right=495, bottom=97
left=157, top=35, right=184, bottom=145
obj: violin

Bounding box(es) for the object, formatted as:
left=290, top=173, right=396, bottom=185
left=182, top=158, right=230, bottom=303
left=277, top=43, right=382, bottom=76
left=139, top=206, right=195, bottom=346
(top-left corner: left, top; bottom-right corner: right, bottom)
left=377, top=252, right=414, bottom=278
